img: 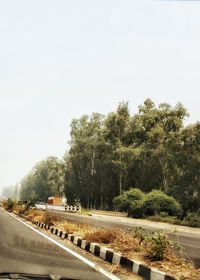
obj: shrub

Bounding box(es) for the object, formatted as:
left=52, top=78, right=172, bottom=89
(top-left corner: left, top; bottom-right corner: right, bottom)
left=25, top=209, right=40, bottom=220
left=160, top=211, right=168, bottom=218
left=83, top=229, right=119, bottom=244
left=129, top=199, right=145, bottom=218
left=12, top=204, right=26, bottom=215
left=113, top=188, right=145, bottom=216
left=3, top=198, right=15, bottom=211
left=147, top=231, right=172, bottom=261
left=113, top=188, right=182, bottom=219
left=63, top=222, right=81, bottom=234
left=183, top=214, right=200, bottom=227
left=42, top=211, right=57, bottom=226
left=142, top=190, right=182, bottom=217
left=147, top=215, right=181, bottom=224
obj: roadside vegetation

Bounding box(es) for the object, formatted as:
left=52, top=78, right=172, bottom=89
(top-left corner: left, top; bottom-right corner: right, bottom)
left=113, top=188, right=200, bottom=228
left=2, top=200, right=200, bottom=280
left=1, top=99, right=200, bottom=228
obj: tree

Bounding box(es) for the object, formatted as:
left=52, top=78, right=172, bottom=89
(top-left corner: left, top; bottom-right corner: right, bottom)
left=64, top=113, right=112, bottom=209
left=20, top=157, right=65, bottom=202
left=126, top=99, right=188, bottom=193
left=18, top=98, right=199, bottom=216
left=168, top=122, right=200, bottom=217
left=1, top=184, right=19, bottom=200
left=104, top=101, right=130, bottom=195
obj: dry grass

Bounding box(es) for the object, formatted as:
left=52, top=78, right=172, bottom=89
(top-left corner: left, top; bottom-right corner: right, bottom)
left=26, top=209, right=45, bottom=223
left=22, top=209, right=200, bottom=280
left=148, top=257, right=200, bottom=280
left=26, top=208, right=41, bottom=219
left=12, top=204, right=25, bottom=214
left=83, top=228, right=148, bottom=263
left=55, top=221, right=95, bottom=237
left=42, top=211, right=60, bottom=225
left=83, top=228, right=200, bottom=279
left=83, top=228, right=119, bottom=244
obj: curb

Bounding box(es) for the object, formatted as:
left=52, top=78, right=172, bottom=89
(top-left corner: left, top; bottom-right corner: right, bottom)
left=29, top=218, right=176, bottom=280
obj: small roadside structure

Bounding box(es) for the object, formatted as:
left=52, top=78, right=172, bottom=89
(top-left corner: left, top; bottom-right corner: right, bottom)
left=48, top=196, right=62, bottom=205
left=48, top=196, right=67, bottom=206
left=40, top=196, right=81, bottom=212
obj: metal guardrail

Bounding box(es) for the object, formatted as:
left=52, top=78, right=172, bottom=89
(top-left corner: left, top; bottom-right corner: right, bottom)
left=46, top=205, right=65, bottom=211
left=65, top=205, right=81, bottom=212
left=44, top=204, right=81, bottom=212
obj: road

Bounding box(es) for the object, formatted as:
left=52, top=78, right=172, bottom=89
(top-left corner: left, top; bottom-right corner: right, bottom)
left=51, top=211, right=200, bottom=268
left=0, top=208, right=116, bottom=280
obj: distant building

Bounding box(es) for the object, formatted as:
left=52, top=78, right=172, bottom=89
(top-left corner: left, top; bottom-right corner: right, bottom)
left=48, top=196, right=67, bottom=205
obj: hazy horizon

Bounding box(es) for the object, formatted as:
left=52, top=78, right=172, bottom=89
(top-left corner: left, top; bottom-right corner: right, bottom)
left=1, top=0, right=200, bottom=189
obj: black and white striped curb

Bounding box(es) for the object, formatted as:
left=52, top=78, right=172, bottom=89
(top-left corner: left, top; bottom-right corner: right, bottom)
left=30, top=219, right=176, bottom=280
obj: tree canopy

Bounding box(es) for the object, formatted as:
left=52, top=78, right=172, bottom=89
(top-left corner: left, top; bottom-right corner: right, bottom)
left=2, top=98, right=199, bottom=218
left=20, top=156, right=65, bottom=203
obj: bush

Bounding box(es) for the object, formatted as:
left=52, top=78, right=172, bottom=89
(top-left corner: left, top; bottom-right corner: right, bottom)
left=3, top=198, right=15, bottom=211
left=142, top=190, right=182, bottom=217
left=147, top=231, right=172, bottom=261
left=129, top=199, right=145, bottom=218
left=12, top=204, right=26, bottom=215
left=113, top=188, right=182, bottom=219
left=147, top=215, right=181, bottom=224
left=113, top=188, right=145, bottom=216
left=42, top=211, right=57, bottom=226
left=183, top=214, right=200, bottom=227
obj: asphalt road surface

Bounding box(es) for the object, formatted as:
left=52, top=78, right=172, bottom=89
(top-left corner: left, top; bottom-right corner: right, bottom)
left=51, top=211, right=200, bottom=268
left=0, top=208, right=115, bottom=280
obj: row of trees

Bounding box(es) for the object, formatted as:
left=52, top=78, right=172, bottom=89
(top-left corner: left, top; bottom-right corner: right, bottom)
left=1, top=184, right=19, bottom=200
left=20, top=157, right=65, bottom=202
left=2, top=99, right=200, bottom=218
left=64, top=99, right=200, bottom=217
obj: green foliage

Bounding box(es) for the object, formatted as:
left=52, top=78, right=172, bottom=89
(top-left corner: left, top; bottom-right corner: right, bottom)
left=147, top=231, right=172, bottom=261
left=113, top=188, right=145, bottom=216
left=183, top=214, right=200, bottom=227
left=133, top=227, right=146, bottom=246
left=147, top=215, right=181, bottom=224
left=16, top=99, right=200, bottom=219
left=147, top=214, right=200, bottom=228
left=142, top=190, right=182, bottom=217
left=64, top=112, right=119, bottom=209
left=78, top=208, right=92, bottom=216
left=20, top=157, right=65, bottom=203
left=129, top=199, right=145, bottom=218
left=132, top=227, right=173, bottom=261
left=114, top=188, right=182, bottom=219
left=3, top=198, right=15, bottom=211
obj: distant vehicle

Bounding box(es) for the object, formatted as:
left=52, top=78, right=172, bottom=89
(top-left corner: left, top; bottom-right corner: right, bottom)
left=34, top=202, right=46, bottom=211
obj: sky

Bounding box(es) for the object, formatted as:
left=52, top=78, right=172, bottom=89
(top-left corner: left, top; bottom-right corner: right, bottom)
left=0, top=0, right=200, bottom=189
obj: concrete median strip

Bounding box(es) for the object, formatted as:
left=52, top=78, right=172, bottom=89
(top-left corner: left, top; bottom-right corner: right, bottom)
left=29, top=218, right=176, bottom=280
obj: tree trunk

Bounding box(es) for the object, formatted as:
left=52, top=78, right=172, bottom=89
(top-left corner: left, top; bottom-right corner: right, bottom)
left=91, top=149, right=95, bottom=175
left=100, top=184, right=103, bottom=210
left=119, top=173, right=122, bottom=195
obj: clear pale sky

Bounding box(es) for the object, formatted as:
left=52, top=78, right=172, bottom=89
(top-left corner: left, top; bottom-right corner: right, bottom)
left=0, top=0, right=200, bottom=189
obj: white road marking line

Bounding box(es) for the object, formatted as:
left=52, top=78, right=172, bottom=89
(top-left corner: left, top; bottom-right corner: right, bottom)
left=3, top=209, right=121, bottom=280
